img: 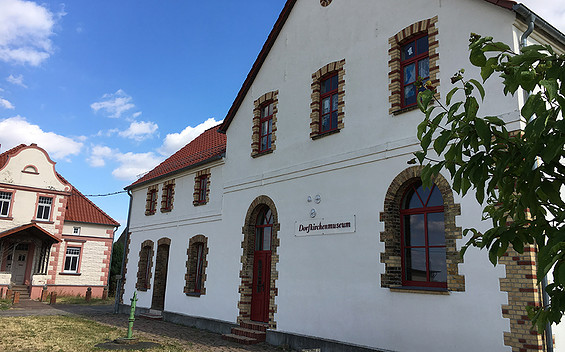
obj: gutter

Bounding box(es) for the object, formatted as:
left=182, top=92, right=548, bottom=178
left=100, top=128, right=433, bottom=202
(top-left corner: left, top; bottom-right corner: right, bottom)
left=114, top=189, right=133, bottom=314
left=513, top=4, right=565, bottom=48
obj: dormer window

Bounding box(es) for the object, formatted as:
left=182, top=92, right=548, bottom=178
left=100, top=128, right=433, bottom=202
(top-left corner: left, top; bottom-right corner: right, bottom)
left=73, top=227, right=81, bottom=235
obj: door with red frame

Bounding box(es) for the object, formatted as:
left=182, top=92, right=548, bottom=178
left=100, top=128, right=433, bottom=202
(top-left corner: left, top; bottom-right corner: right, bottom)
left=251, top=207, right=273, bottom=323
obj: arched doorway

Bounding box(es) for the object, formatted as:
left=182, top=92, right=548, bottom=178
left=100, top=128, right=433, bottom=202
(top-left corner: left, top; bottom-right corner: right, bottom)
left=239, top=196, right=280, bottom=328
left=151, top=238, right=170, bottom=311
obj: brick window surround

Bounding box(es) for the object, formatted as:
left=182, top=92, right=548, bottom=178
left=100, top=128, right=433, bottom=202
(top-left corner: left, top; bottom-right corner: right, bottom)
left=380, top=166, right=464, bottom=292
left=252, top=91, right=278, bottom=158
left=184, top=235, right=209, bottom=296
left=193, top=169, right=211, bottom=206
left=238, top=195, right=280, bottom=330
left=310, top=59, right=345, bottom=139
left=389, top=16, right=439, bottom=115
left=160, top=180, right=175, bottom=213
left=136, top=240, right=154, bottom=291
left=145, top=185, right=159, bottom=216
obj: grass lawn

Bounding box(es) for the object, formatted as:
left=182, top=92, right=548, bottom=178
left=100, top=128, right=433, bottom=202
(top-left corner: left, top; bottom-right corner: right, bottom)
left=0, top=316, right=185, bottom=352
left=55, top=295, right=114, bottom=305
left=0, top=298, right=11, bottom=310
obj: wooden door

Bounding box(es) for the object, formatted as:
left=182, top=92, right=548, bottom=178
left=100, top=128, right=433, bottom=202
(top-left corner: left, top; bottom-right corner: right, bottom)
left=151, top=243, right=170, bottom=311
left=251, top=250, right=271, bottom=322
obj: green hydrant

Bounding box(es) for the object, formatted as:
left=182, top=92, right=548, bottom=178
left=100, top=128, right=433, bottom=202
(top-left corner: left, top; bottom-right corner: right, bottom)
left=126, top=291, right=138, bottom=339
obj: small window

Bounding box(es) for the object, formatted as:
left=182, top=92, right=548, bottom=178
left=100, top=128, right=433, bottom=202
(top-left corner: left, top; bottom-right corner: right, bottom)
left=320, top=74, right=339, bottom=133
left=145, top=186, right=158, bottom=216
left=73, top=227, right=81, bottom=235
left=259, top=102, right=274, bottom=153
left=36, top=196, right=52, bottom=221
left=198, top=176, right=208, bottom=203
left=23, top=165, right=38, bottom=174
left=0, top=192, right=12, bottom=217
left=400, top=35, right=429, bottom=107
left=185, top=235, right=209, bottom=295
left=63, top=247, right=81, bottom=273
left=194, top=170, right=210, bottom=206
left=136, top=241, right=154, bottom=291
left=161, top=182, right=175, bottom=212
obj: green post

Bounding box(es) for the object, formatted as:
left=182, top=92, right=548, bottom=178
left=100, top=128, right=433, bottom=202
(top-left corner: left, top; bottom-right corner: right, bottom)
left=126, top=291, right=138, bottom=339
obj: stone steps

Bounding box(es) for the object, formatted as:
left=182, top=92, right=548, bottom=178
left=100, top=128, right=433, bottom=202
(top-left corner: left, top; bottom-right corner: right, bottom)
left=222, top=320, right=268, bottom=345
left=139, top=309, right=163, bottom=320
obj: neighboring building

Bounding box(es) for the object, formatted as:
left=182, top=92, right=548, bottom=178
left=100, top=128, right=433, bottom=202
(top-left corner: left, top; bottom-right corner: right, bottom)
left=0, top=144, right=119, bottom=299
left=122, top=1, right=565, bottom=351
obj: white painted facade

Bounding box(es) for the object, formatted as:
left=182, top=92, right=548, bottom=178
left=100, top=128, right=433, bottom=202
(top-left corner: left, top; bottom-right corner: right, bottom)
left=123, top=1, right=565, bottom=351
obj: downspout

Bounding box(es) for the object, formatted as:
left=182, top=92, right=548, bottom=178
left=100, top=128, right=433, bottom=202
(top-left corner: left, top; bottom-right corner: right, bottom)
left=518, top=10, right=554, bottom=352
left=114, top=189, right=133, bottom=314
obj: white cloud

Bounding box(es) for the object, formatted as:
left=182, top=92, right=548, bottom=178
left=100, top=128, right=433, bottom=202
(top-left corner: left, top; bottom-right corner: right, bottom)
left=0, top=116, right=82, bottom=159
left=6, top=74, right=26, bottom=88
left=91, top=89, right=136, bottom=119
left=520, top=0, right=565, bottom=33
left=0, top=97, right=14, bottom=109
left=0, top=0, right=62, bottom=66
left=119, top=121, right=158, bottom=141
left=112, top=152, right=163, bottom=181
left=87, top=144, right=114, bottom=167
left=159, top=117, right=221, bottom=156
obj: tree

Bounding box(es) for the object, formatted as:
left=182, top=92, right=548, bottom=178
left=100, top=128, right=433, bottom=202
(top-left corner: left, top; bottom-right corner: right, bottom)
left=415, top=33, right=565, bottom=331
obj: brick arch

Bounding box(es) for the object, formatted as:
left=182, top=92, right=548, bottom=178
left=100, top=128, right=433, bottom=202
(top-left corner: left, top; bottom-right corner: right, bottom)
left=157, top=237, right=171, bottom=246
left=136, top=240, right=154, bottom=291
left=184, top=234, right=209, bottom=296
left=388, top=16, right=439, bottom=115
left=238, top=195, right=280, bottom=329
left=379, top=166, right=464, bottom=291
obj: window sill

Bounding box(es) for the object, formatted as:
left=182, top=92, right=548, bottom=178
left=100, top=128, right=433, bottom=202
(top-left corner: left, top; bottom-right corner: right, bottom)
left=160, top=208, right=172, bottom=213
left=136, top=287, right=149, bottom=292
left=392, top=104, right=421, bottom=116
left=59, top=272, right=81, bottom=276
left=145, top=212, right=156, bottom=216
left=32, top=220, right=54, bottom=224
left=185, top=292, right=202, bottom=297
left=0, top=217, right=13, bottom=221
left=311, top=128, right=340, bottom=140
left=389, top=286, right=449, bottom=295
left=252, top=149, right=274, bottom=158
left=193, top=202, right=207, bottom=207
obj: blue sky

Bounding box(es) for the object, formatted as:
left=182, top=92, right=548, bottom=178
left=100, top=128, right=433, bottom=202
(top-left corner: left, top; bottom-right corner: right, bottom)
left=0, top=0, right=563, bottom=235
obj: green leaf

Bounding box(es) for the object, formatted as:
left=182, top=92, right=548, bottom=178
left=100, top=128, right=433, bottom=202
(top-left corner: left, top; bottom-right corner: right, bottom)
left=540, top=79, right=558, bottom=100
left=418, top=89, right=434, bottom=112
left=434, top=131, right=452, bottom=155
left=446, top=87, right=459, bottom=106
left=470, top=48, right=487, bottom=67
left=521, top=93, right=542, bottom=120
left=481, top=57, right=497, bottom=81
left=482, top=42, right=511, bottom=52
left=469, top=79, right=486, bottom=100
left=475, top=118, right=491, bottom=146
left=421, top=131, right=433, bottom=151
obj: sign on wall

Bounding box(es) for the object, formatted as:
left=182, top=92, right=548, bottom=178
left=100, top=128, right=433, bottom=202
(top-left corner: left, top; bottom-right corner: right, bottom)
left=294, top=216, right=356, bottom=237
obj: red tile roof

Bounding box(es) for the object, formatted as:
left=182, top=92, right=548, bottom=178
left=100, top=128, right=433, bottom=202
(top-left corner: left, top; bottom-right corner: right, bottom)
left=0, top=223, right=61, bottom=243
left=126, top=124, right=227, bottom=189
left=218, top=0, right=520, bottom=133
left=0, top=144, right=119, bottom=227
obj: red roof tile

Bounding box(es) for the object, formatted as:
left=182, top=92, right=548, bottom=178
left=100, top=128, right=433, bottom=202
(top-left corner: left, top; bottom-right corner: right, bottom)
left=64, top=185, right=120, bottom=226
left=0, top=144, right=27, bottom=169
left=127, top=124, right=227, bottom=189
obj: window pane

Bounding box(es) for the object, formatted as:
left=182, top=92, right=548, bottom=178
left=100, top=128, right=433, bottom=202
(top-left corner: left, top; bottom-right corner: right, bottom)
left=321, top=78, right=329, bottom=94
left=402, top=41, right=415, bottom=60
left=404, top=63, right=416, bottom=85
left=322, top=97, right=331, bottom=114
left=416, top=36, right=429, bottom=55
left=0, top=203, right=7, bottom=216
left=261, top=136, right=268, bottom=151
left=268, top=103, right=273, bottom=116
left=332, top=93, right=338, bottom=111
left=404, top=85, right=416, bottom=106
left=415, top=184, right=431, bottom=206
left=263, top=227, right=272, bottom=250
left=331, top=111, right=338, bottom=130
left=427, top=213, right=445, bottom=246
left=404, top=214, right=425, bottom=246
left=406, top=248, right=426, bottom=281
left=429, top=248, right=447, bottom=282
left=427, top=186, right=443, bottom=207
left=268, top=119, right=272, bottom=133
left=418, top=57, right=430, bottom=79
left=64, top=257, right=72, bottom=271
left=321, top=113, right=330, bottom=132
left=255, top=228, right=263, bottom=250
left=331, top=75, right=338, bottom=90
left=262, top=120, right=269, bottom=135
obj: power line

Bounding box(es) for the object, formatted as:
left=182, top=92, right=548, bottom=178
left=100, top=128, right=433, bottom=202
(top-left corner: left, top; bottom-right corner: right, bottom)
left=83, top=190, right=127, bottom=197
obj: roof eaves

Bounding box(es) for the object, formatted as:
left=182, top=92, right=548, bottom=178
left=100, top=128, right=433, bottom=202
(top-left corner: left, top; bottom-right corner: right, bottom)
left=124, top=152, right=225, bottom=191
left=218, top=0, right=297, bottom=133
left=512, top=3, right=565, bottom=48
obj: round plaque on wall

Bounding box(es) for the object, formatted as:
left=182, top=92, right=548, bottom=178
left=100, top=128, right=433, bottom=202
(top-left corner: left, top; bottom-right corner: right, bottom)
left=320, top=0, right=332, bottom=7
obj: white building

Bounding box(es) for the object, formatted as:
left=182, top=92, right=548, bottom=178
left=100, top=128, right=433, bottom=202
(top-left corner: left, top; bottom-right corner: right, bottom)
left=0, top=144, right=119, bottom=299
left=121, top=1, right=565, bottom=351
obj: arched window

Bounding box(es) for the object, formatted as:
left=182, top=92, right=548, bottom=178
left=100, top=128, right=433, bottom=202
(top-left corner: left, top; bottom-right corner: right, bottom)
left=136, top=240, right=154, bottom=291
left=184, top=235, right=208, bottom=296
left=400, top=181, right=446, bottom=288
left=255, top=207, right=273, bottom=251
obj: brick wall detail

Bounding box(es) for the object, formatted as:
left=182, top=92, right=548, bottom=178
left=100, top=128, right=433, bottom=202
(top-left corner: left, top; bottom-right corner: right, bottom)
left=251, top=91, right=279, bottom=158
left=193, top=169, right=211, bottom=206
left=160, top=179, right=175, bottom=213
left=310, top=59, right=346, bottom=139
left=379, top=166, right=464, bottom=291
left=145, top=185, right=159, bottom=216
left=184, top=235, right=209, bottom=295
left=388, top=16, right=439, bottom=115
left=500, top=245, right=546, bottom=351
left=238, top=195, right=280, bottom=329
left=135, top=239, right=154, bottom=291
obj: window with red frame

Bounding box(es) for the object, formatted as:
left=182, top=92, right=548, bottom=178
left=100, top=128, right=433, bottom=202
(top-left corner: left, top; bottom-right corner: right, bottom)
left=259, top=102, right=273, bottom=152
left=320, top=74, right=339, bottom=133
left=401, top=35, right=429, bottom=107
left=198, top=176, right=208, bottom=204
left=148, top=190, right=157, bottom=214
left=400, top=180, right=446, bottom=288
left=163, top=185, right=174, bottom=211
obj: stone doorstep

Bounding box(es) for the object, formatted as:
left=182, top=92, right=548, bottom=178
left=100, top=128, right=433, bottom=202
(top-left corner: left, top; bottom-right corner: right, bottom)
left=240, top=320, right=269, bottom=332
left=139, top=309, right=163, bottom=320
left=222, top=333, right=258, bottom=345
left=231, top=327, right=266, bottom=341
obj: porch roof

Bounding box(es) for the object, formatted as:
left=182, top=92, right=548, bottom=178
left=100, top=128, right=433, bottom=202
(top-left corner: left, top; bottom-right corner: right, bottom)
left=0, top=223, right=61, bottom=243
